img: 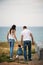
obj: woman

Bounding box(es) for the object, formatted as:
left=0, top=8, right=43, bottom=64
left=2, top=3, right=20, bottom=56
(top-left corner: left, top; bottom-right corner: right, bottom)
left=7, top=25, right=17, bottom=59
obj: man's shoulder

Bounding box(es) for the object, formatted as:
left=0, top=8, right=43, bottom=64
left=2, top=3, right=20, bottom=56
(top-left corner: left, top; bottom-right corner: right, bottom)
left=27, top=29, right=32, bottom=33
left=21, top=31, right=24, bottom=34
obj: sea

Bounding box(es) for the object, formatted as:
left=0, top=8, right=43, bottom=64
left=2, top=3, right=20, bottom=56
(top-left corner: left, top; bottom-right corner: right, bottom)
left=0, top=26, right=43, bottom=43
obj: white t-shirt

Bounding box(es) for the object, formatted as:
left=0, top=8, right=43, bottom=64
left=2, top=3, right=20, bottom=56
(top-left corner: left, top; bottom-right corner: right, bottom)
left=21, top=29, right=32, bottom=41
left=8, top=34, right=15, bottom=40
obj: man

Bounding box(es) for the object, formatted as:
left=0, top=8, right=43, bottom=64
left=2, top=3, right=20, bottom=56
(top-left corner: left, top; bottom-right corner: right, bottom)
left=21, top=26, right=34, bottom=61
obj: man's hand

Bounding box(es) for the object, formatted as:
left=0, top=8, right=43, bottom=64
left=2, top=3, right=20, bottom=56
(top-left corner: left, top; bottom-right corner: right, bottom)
left=32, top=41, right=35, bottom=45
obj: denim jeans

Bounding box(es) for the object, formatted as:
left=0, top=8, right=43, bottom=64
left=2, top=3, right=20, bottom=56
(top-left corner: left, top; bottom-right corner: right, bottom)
left=8, top=39, right=15, bottom=58
left=23, top=41, right=31, bottom=60
left=17, top=47, right=23, bottom=55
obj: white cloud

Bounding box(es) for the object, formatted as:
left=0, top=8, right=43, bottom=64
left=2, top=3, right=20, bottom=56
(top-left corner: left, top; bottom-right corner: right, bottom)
left=0, top=0, right=43, bottom=26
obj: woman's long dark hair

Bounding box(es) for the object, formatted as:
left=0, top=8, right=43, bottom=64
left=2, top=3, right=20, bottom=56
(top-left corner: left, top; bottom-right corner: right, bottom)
left=9, top=25, right=16, bottom=34
left=12, top=25, right=16, bottom=30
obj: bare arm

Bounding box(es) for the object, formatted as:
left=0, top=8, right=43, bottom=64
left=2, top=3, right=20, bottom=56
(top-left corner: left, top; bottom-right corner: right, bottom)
left=30, top=33, right=33, bottom=42
left=14, top=35, right=17, bottom=41
left=14, top=31, right=17, bottom=41
left=30, top=33, right=35, bottom=45
left=7, top=32, right=9, bottom=41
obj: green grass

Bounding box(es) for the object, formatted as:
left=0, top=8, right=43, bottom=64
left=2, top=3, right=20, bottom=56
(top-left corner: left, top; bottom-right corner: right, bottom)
left=0, top=54, right=16, bottom=63
left=0, top=53, right=11, bottom=62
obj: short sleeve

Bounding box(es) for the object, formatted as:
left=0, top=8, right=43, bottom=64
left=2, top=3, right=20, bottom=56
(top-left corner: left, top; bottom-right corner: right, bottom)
left=21, top=31, right=23, bottom=36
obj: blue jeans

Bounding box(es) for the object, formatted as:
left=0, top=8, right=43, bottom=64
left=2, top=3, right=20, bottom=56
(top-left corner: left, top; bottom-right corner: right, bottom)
left=8, top=39, right=15, bottom=58
left=24, top=41, right=31, bottom=60
left=17, top=47, right=23, bottom=55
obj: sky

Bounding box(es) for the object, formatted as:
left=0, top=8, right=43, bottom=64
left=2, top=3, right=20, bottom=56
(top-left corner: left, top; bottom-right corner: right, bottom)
left=0, top=0, right=43, bottom=27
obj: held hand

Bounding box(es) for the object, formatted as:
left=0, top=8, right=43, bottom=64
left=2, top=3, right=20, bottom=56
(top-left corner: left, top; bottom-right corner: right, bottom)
left=21, top=46, right=23, bottom=48
left=32, top=41, right=35, bottom=45
left=16, top=40, right=18, bottom=44
left=21, top=42, right=23, bottom=48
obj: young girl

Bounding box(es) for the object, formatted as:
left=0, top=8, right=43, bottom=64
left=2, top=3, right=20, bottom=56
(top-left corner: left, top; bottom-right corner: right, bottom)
left=7, top=25, right=17, bottom=59
left=16, top=45, right=23, bottom=58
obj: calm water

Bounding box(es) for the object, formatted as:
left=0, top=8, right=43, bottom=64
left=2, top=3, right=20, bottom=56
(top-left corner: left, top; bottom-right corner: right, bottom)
left=0, top=27, right=43, bottom=43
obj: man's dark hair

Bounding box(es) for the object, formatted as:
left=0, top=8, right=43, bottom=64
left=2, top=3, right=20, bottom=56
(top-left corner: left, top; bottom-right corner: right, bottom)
left=9, top=27, right=13, bottom=34
left=23, top=26, right=27, bottom=29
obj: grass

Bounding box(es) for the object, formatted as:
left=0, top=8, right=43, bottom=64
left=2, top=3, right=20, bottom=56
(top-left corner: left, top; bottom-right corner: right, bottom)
left=0, top=42, right=9, bottom=48
left=0, top=42, right=35, bottom=63
left=0, top=53, right=16, bottom=63
left=0, top=53, right=10, bottom=62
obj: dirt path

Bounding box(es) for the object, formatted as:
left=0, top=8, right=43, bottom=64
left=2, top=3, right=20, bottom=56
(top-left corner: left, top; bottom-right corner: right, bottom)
left=0, top=60, right=43, bottom=65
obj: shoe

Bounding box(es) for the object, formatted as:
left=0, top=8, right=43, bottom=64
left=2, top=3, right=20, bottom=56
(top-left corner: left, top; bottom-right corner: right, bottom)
left=16, top=55, right=19, bottom=58
left=10, top=58, right=13, bottom=60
